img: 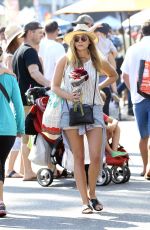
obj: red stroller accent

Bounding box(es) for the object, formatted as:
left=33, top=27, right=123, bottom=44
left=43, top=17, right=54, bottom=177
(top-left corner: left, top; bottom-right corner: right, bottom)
left=25, top=87, right=70, bottom=187
left=97, top=144, right=130, bottom=186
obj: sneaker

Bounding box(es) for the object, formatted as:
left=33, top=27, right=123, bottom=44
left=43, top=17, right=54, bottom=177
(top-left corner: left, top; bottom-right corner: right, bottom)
left=111, top=151, right=128, bottom=158
left=112, top=93, right=120, bottom=103
left=0, top=201, right=7, bottom=217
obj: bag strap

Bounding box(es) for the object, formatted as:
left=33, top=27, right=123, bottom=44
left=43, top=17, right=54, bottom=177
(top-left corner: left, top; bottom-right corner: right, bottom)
left=66, top=69, right=97, bottom=109
left=0, top=83, right=10, bottom=103
left=92, top=69, right=97, bottom=106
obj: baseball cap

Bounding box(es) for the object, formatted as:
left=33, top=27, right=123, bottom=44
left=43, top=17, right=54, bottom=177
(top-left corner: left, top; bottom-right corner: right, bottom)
left=72, top=14, right=94, bottom=27
left=19, top=21, right=43, bottom=38
left=95, top=23, right=111, bottom=35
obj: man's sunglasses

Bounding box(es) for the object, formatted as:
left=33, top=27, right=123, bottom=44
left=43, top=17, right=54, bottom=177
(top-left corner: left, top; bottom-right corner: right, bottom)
left=74, top=35, right=88, bottom=43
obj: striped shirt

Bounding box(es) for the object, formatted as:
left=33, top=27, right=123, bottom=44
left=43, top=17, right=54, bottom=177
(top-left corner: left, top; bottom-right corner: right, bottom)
left=63, top=59, right=103, bottom=106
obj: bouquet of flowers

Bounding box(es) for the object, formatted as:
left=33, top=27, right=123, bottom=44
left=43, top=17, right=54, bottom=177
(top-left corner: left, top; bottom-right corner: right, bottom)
left=69, top=67, right=89, bottom=115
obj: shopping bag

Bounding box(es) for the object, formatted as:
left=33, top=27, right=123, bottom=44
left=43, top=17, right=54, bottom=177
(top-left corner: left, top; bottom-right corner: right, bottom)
left=137, top=60, right=150, bottom=99
left=42, top=91, right=63, bottom=140
left=28, top=134, right=51, bottom=166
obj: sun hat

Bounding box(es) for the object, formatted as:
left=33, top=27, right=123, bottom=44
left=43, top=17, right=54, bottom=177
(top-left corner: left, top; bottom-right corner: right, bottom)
left=18, top=21, right=43, bottom=38
left=4, top=24, right=22, bottom=50
left=64, top=24, right=98, bottom=45
left=72, top=14, right=94, bottom=26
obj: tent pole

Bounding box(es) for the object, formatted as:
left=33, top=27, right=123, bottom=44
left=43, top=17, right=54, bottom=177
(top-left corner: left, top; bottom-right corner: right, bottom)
left=128, top=12, right=132, bottom=46
left=119, top=12, right=126, bottom=53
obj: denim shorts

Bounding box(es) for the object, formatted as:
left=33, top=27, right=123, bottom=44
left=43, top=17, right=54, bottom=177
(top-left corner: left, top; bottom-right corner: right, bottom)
left=133, top=99, right=150, bottom=138
left=60, top=101, right=105, bottom=132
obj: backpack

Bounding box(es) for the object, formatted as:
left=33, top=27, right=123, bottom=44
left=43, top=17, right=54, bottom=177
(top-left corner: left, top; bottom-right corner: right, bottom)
left=137, top=60, right=150, bottom=99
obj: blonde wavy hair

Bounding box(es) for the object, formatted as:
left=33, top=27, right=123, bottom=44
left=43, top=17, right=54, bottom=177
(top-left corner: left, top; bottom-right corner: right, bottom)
left=66, top=35, right=102, bottom=73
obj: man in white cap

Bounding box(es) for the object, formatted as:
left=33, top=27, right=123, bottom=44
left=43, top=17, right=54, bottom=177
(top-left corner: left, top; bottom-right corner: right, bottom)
left=72, top=14, right=94, bottom=28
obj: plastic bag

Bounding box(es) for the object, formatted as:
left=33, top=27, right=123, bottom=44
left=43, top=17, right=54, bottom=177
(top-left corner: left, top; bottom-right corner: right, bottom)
left=28, top=134, right=51, bottom=166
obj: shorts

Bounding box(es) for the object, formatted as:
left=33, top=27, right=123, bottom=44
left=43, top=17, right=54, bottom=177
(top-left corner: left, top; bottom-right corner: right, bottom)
left=60, top=101, right=105, bottom=134
left=61, top=101, right=107, bottom=162
left=22, top=106, right=31, bottom=144
left=133, top=99, right=150, bottom=138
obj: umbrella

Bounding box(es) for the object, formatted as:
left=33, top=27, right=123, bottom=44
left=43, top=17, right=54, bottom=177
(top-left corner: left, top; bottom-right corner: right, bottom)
left=55, top=0, right=150, bottom=50
left=95, top=16, right=121, bottom=29
left=122, top=8, right=150, bottom=27
left=55, top=0, right=150, bottom=15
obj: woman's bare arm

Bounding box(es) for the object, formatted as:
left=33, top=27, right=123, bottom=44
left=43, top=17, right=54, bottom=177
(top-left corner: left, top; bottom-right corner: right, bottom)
left=99, top=59, right=118, bottom=90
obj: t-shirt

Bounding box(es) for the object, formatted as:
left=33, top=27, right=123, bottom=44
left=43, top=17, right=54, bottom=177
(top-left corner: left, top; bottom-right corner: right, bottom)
left=97, top=36, right=117, bottom=59
left=121, top=36, right=150, bottom=104
left=39, top=38, right=65, bottom=81
left=12, top=44, right=43, bottom=105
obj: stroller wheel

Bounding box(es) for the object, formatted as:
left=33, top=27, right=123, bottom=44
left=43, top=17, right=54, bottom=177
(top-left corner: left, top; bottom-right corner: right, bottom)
left=111, top=165, right=127, bottom=184
left=96, top=167, right=111, bottom=186
left=37, top=168, right=53, bottom=187
left=104, top=167, right=112, bottom=185
left=122, top=165, right=131, bottom=183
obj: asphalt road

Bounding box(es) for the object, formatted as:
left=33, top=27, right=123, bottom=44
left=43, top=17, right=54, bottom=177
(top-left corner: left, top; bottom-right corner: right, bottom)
left=1, top=120, right=150, bottom=230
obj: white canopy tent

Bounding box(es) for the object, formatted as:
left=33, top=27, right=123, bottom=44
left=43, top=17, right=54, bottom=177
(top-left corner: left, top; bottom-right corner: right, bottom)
left=122, top=8, right=150, bottom=27
left=95, top=16, right=121, bottom=29
left=55, top=0, right=150, bottom=15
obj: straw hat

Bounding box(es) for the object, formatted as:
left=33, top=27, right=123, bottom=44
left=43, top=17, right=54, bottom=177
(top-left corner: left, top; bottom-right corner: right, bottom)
left=64, top=24, right=98, bottom=45
left=5, top=24, right=22, bottom=50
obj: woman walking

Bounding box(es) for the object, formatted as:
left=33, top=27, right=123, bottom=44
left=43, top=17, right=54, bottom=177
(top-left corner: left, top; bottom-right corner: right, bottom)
left=52, top=24, right=118, bottom=214
left=0, top=45, right=25, bottom=216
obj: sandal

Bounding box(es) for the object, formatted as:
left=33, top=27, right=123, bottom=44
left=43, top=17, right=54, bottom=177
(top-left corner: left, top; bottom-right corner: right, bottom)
left=60, top=169, right=73, bottom=178
left=90, top=198, right=103, bottom=211
left=82, top=204, right=93, bottom=214
left=6, top=170, right=22, bottom=178
left=144, top=173, right=150, bottom=180
left=140, top=172, right=145, bottom=177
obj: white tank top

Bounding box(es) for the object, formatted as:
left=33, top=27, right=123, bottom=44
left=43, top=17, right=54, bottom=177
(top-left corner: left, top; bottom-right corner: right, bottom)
left=63, top=59, right=104, bottom=106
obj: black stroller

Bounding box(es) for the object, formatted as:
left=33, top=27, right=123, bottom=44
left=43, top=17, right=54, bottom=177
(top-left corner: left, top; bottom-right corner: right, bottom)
left=25, top=87, right=72, bottom=187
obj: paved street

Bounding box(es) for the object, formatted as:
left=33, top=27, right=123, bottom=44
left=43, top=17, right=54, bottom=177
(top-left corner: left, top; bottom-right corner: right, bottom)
left=1, top=120, right=150, bottom=230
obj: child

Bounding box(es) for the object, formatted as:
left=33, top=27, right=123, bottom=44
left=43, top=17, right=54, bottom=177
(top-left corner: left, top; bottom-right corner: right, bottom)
left=103, top=113, right=127, bottom=157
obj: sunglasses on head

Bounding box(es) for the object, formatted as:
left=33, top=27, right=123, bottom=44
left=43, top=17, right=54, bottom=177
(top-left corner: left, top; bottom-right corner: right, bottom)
left=74, top=35, right=88, bottom=43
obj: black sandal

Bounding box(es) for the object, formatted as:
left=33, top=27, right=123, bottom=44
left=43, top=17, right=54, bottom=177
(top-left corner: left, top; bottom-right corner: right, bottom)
left=82, top=204, right=93, bottom=214
left=90, top=198, right=103, bottom=211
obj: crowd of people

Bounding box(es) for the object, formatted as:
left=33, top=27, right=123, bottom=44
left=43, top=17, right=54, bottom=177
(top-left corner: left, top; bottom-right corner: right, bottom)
left=0, top=14, right=150, bottom=217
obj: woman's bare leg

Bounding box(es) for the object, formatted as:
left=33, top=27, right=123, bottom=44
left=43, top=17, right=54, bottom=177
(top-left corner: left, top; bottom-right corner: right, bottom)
left=64, top=129, right=89, bottom=205
left=86, top=127, right=102, bottom=199
left=0, top=181, right=3, bottom=201
left=111, top=125, right=120, bottom=151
